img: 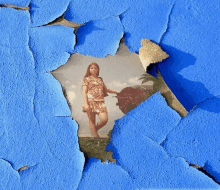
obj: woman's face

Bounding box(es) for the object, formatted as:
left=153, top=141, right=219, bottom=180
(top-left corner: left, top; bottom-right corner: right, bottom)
left=90, top=64, right=98, bottom=76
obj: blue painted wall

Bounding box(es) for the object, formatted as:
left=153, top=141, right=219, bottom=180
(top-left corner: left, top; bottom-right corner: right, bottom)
left=0, top=0, right=220, bottom=189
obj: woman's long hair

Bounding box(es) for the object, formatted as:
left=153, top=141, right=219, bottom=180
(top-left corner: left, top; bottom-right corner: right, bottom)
left=84, top=62, right=100, bottom=78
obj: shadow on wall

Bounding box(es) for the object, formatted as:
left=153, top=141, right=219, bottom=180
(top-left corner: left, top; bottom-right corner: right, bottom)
left=158, top=45, right=213, bottom=112
left=195, top=96, right=220, bottom=113
left=75, top=22, right=105, bottom=47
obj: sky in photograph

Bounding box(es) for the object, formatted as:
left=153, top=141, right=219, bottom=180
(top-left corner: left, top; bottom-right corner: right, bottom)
left=52, top=44, right=146, bottom=137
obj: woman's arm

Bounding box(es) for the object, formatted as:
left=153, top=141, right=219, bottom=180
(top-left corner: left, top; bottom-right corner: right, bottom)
left=104, top=84, right=119, bottom=94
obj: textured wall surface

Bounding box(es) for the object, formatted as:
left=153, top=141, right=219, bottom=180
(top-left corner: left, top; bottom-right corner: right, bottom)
left=0, top=0, right=220, bottom=189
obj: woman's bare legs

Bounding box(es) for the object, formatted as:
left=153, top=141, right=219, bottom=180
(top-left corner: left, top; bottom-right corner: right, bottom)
left=87, top=111, right=99, bottom=138
left=96, top=112, right=108, bottom=131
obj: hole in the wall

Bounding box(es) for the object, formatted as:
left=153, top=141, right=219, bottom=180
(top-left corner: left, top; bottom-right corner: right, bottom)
left=51, top=42, right=152, bottom=162
left=51, top=41, right=187, bottom=162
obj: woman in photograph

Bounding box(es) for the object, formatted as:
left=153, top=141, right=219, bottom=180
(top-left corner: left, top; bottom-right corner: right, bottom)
left=82, top=62, right=119, bottom=138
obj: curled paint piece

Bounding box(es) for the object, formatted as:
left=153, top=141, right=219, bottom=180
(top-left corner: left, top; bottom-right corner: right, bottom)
left=74, top=16, right=124, bottom=57
left=30, top=0, right=71, bottom=27
left=138, top=39, right=169, bottom=70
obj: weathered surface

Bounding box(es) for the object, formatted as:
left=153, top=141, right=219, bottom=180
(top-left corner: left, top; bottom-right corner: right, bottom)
left=0, top=0, right=30, bottom=7
left=29, top=25, right=75, bottom=73
left=162, top=96, right=220, bottom=183
left=30, top=0, right=71, bottom=27
left=0, top=159, right=21, bottom=190
left=105, top=93, right=219, bottom=189
left=0, top=8, right=84, bottom=189
left=1, top=1, right=220, bottom=189
left=120, top=0, right=176, bottom=52
left=77, top=158, right=133, bottom=190
left=64, top=0, right=129, bottom=24
left=158, top=0, right=220, bottom=111
left=74, top=16, right=123, bottom=57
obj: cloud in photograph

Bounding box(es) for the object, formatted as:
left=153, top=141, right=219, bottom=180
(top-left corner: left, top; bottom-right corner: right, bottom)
left=129, top=77, right=154, bottom=86
left=67, top=91, right=77, bottom=101
left=107, top=80, right=127, bottom=88
left=128, top=77, right=142, bottom=85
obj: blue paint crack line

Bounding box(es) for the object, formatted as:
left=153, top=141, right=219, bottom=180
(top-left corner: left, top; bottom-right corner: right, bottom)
left=188, top=94, right=220, bottom=113
left=29, top=0, right=71, bottom=28
left=27, top=30, right=39, bottom=126
left=159, top=0, right=176, bottom=44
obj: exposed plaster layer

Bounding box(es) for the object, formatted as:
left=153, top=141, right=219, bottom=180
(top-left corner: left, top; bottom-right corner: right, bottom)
left=146, top=0, right=176, bottom=77
left=0, top=4, right=28, bottom=10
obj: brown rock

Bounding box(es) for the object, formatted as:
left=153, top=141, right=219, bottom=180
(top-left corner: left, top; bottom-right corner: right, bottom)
left=116, top=85, right=153, bottom=114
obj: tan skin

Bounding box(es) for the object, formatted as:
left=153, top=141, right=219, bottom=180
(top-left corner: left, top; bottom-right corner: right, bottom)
left=83, top=65, right=119, bottom=138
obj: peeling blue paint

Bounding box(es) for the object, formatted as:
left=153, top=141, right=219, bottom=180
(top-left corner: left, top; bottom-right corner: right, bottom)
left=74, top=16, right=123, bottom=57
left=77, top=158, right=133, bottom=190
left=120, top=0, right=176, bottom=53
left=0, top=8, right=29, bottom=47
left=29, top=25, right=75, bottom=73
left=1, top=1, right=220, bottom=189
left=64, top=0, right=129, bottom=24
left=0, top=0, right=30, bottom=7
left=0, top=8, right=84, bottom=189
left=162, top=96, right=220, bottom=183
left=30, top=0, right=71, bottom=27
left=0, top=159, right=21, bottom=190
left=158, top=0, right=220, bottom=111
left=104, top=93, right=219, bottom=189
